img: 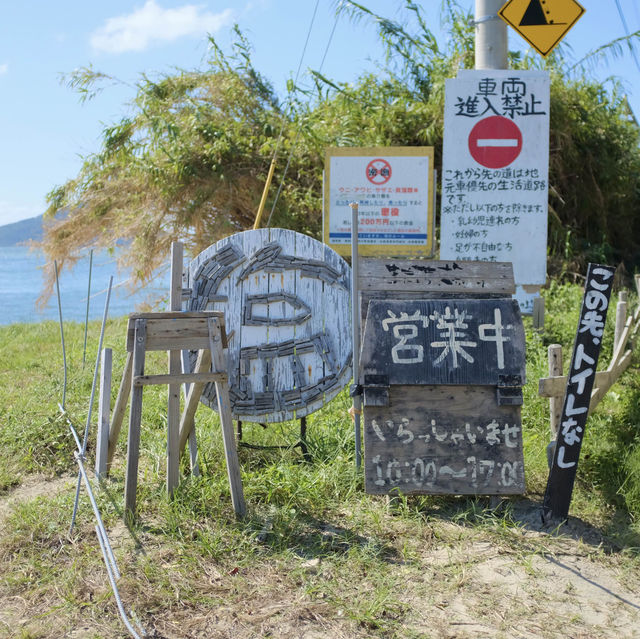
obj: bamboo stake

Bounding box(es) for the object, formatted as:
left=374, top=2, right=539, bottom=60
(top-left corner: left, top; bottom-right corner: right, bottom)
left=253, top=158, right=277, bottom=230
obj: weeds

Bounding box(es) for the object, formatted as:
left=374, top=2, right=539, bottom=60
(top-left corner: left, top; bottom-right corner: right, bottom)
left=1, top=282, right=640, bottom=636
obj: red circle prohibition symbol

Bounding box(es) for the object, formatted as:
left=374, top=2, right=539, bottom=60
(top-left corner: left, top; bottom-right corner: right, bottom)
left=468, top=116, right=523, bottom=169
left=366, top=158, right=392, bottom=184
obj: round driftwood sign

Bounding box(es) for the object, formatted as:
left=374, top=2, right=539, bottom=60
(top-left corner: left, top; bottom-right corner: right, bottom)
left=187, top=229, right=352, bottom=422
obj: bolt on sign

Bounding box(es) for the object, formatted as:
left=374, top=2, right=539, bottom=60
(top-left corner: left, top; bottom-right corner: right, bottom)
left=439, top=70, right=550, bottom=313
left=323, top=147, right=435, bottom=258
left=186, top=229, right=352, bottom=423
left=542, top=264, right=615, bottom=522
left=499, top=0, right=586, bottom=58
left=360, top=295, right=526, bottom=495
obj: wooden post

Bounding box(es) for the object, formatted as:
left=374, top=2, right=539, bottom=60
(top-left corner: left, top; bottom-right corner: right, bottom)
left=124, top=319, right=147, bottom=521
left=533, top=296, right=545, bottom=331
left=167, top=242, right=183, bottom=497
left=95, top=348, right=112, bottom=479
left=208, top=316, right=246, bottom=519
left=350, top=202, right=362, bottom=470
left=106, top=352, right=132, bottom=472
left=614, top=294, right=628, bottom=353
left=178, top=348, right=212, bottom=453
left=548, top=344, right=563, bottom=439
left=181, top=350, right=200, bottom=476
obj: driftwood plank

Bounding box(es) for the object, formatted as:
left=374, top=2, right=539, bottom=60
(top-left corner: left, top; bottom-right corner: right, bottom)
left=358, top=259, right=515, bottom=294
left=128, top=311, right=225, bottom=320
left=178, top=349, right=213, bottom=453
left=107, top=351, right=133, bottom=471
left=209, top=317, right=246, bottom=519
left=589, top=349, right=633, bottom=409
left=124, top=319, right=147, bottom=521
left=127, top=319, right=212, bottom=352
left=133, top=372, right=226, bottom=386
left=364, top=385, right=524, bottom=495
left=539, top=349, right=633, bottom=399
left=540, top=370, right=613, bottom=397
left=126, top=312, right=226, bottom=352
left=167, top=347, right=181, bottom=498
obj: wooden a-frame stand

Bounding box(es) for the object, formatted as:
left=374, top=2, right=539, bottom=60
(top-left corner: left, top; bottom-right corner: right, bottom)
left=102, top=311, right=246, bottom=521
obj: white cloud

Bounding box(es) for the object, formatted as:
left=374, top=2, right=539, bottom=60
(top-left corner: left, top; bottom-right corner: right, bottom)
left=0, top=63, right=8, bottom=76
left=90, top=1, right=234, bottom=54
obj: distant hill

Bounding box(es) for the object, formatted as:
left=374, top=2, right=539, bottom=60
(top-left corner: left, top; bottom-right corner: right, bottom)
left=0, top=215, right=43, bottom=246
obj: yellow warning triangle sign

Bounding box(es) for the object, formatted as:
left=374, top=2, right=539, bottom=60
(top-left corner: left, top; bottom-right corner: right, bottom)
left=499, top=0, right=585, bottom=57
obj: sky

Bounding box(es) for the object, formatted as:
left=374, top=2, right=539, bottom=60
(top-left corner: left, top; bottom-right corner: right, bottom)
left=1, top=0, right=639, bottom=227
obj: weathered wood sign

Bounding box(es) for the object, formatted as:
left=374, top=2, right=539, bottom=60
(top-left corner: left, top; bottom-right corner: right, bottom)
left=186, top=229, right=352, bottom=422
left=365, top=386, right=525, bottom=494
left=359, top=261, right=526, bottom=496
left=542, top=263, right=615, bottom=522
left=361, top=299, right=525, bottom=387
left=359, top=259, right=515, bottom=295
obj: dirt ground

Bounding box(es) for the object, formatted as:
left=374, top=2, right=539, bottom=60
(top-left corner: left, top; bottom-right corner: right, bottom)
left=1, top=476, right=639, bottom=639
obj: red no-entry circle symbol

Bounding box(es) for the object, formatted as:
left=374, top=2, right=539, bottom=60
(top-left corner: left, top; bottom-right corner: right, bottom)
left=366, top=158, right=392, bottom=184
left=468, top=116, right=523, bottom=169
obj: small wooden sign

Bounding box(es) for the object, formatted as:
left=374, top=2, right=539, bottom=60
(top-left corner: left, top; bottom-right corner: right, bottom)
left=365, top=386, right=525, bottom=495
left=542, top=263, right=615, bottom=522
left=361, top=299, right=525, bottom=386
left=358, top=259, right=516, bottom=325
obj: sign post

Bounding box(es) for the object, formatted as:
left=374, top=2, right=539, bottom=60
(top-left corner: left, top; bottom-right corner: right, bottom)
left=541, top=263, right=615, bottom=523
left=350, top=202, right=362, bottom=469
left=439, top=70, right=550, bottom=313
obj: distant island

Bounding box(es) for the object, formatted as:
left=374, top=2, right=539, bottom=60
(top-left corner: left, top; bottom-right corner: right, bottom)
left=0, top=215, right=43, bottom=246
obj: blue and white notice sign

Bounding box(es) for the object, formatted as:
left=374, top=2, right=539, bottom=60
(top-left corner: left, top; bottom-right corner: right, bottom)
left=323, top=146, right=435, bottom=258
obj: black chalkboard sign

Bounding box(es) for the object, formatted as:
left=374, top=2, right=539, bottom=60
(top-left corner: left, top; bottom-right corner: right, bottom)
left=360, top=299, right=525, bottom=386
left=542, top=263, right=616, bottom=522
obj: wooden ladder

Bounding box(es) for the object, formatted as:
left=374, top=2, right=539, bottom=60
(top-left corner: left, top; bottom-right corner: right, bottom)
left=105, top=311, right=246, bottom=522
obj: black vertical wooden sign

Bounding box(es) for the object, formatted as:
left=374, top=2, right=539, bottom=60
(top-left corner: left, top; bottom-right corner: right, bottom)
left=542, top=263, right=616, bottom=522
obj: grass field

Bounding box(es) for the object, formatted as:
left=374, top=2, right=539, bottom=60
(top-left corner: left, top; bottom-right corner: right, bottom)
left=1, top=281, right=640, bottom=638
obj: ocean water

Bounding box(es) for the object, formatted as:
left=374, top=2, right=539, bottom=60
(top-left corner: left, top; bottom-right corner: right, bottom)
left=0, top=246, right=170, bottom=325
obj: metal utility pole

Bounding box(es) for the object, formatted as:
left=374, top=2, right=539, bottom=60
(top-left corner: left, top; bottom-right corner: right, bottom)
left=475, top=0, right=508, bottom=69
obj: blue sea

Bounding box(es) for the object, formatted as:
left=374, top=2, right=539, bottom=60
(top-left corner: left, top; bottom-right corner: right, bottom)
left=0, top=246, right=170, bottom=325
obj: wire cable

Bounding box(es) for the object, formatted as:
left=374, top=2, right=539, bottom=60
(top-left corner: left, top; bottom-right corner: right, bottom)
left=614, top=0, right=640, bottom=72
left=254, top=0, right=321, bottom=228
left=266, top=11, right=340, bottom=228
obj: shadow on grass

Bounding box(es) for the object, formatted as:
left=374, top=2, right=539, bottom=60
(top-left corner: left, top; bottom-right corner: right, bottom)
left=257, top=513, right=401, bottom=562
left=407, top=492, right=640, bottom=553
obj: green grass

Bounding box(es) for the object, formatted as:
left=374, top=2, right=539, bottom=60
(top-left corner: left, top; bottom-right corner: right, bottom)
left=1, top=283, right=640, bottom=636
